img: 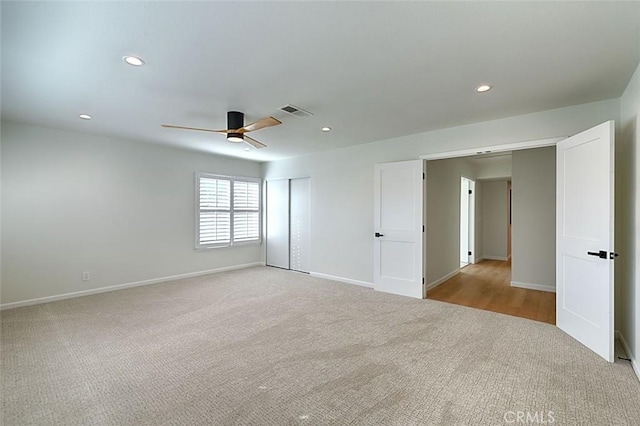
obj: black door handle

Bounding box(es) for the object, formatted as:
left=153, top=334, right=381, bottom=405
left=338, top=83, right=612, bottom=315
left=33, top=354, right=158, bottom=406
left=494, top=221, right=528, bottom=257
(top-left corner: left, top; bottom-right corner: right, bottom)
left=587, top=250, right=608, bottom=259
left=375, top=232, right=384, bottom=237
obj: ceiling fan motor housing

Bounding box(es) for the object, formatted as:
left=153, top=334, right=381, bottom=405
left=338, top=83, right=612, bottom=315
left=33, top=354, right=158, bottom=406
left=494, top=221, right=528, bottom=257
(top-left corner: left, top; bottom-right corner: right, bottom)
left=227, top=111, right=244, bottom=141
left=228, top=111, right=244, bottom=129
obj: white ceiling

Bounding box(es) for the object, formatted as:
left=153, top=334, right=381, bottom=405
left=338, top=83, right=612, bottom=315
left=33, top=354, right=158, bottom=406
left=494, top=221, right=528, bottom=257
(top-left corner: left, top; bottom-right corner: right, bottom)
left=2, top=1, right=639, bottom=162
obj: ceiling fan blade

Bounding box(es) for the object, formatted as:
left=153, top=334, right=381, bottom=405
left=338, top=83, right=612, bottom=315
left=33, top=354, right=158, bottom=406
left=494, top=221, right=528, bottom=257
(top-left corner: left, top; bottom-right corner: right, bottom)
left=162, top=124, right=227, bottom=133
left=244, top=135, right=267, bottom=149
left=241, top=116, right=282, bottom=133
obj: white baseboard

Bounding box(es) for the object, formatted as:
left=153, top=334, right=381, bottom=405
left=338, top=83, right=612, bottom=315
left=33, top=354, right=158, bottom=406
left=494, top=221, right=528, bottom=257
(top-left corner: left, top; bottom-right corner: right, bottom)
left=510, top=281, right=556, bottom=293
left=0, top=262, right=265, bottom=311
left=310, top=272, right=373, bottom=288
left=474, top=256, right=484, bottom=263
left=426, top=269, right=460, bottom=291
left=483, top=255, right=509, bottom=261
left=617, top=330, right=640, bottom=382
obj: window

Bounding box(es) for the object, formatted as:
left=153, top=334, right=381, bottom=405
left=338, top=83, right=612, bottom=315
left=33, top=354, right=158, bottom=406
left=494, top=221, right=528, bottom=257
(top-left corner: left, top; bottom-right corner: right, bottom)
left=196, top=172, right=261, bottom=248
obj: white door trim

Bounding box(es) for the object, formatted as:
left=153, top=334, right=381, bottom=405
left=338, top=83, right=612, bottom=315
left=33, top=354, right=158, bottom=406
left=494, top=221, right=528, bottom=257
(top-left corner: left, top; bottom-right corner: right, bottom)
left=419, top=137, right=565, bottom=161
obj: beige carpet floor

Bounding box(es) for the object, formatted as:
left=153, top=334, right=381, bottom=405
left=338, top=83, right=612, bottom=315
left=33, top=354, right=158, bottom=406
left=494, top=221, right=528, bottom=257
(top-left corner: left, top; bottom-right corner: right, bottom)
left=1, top=266, right=639, bottom=425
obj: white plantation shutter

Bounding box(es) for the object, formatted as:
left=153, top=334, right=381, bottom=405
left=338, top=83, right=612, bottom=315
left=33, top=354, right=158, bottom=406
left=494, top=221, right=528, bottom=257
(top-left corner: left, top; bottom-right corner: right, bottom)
left=233, top=180, right=260, bottom=242
left=198, top=177, right=231, bottom=245
left=196, top=173, right=261, bottom=248
left=233, top=212, right=260, bottom=241
left=233, top=181, right=260, bottom=210
left=200, top=211, right=231, bottom=244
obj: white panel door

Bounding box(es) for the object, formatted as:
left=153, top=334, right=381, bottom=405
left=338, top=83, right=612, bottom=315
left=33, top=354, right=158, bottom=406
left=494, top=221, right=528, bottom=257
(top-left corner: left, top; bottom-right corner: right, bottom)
left=557, top=121, right=615, bottom=362
left=290, top=178, right=311, bottom=273
left=266, top=179, right=290, bottom=269
left=374, top=160, right=424, bottom=298
left=468, top=179, right=476, bottom=264
left=460, top=178, right=470, bottom=264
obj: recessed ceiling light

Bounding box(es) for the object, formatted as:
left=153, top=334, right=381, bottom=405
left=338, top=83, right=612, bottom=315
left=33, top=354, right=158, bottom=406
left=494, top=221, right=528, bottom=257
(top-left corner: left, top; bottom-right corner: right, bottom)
left=321, top=126, right=331, bottom=132
left=79, top=114, right=92, bottom=120
left=476, top=84, right=492, bottom=93
left=244, top=148, right=251, bottom=152
left=123, top=55, right=145, bottom=66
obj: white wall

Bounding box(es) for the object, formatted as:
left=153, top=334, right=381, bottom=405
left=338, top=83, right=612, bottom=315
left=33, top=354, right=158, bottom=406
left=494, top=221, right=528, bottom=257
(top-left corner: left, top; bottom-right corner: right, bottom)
left=263, top=99, right=620, bottom=285
left=481, top=180, right=508, bottom=260
left=473, top=155, right=512, bottom=180
left=1, top=121, right=263, bottom=306
left=425, top=157, right=477, bottom=285
left=619, top=61, right=640, bottom=376
left=511, top=147, right=556, bottom=290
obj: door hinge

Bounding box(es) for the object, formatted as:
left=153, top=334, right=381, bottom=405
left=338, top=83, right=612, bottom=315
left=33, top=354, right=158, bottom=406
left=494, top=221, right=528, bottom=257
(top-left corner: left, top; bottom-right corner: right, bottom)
left=422, top=277, right=425, bottom=285
left=469, top=190, right=472, bottom=195
left=423, top=225, right=425, bottom=232
left=468, top=251, right=472, bottom=256
left=422, top=173, right=425, bottom=180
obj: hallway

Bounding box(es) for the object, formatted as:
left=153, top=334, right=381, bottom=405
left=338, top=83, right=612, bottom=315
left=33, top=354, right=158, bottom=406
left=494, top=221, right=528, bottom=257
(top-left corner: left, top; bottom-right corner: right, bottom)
left=427, top=259, right=556, bottom=324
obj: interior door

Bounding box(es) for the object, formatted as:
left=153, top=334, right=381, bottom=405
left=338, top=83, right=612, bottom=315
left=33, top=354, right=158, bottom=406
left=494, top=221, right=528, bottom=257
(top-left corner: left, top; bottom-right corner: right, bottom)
left=373, top=160, right=424, bottom=298
left=460, top=177, right=470, bottom=265
left=468, top=179, right=476, bottom=263
left=266, top=179, right=290, bottom=269
left=290, top=178, right=311, bottom=273
left=460, top=177, right=473, bottom=267
left=556, top=120, right=615, bottom=362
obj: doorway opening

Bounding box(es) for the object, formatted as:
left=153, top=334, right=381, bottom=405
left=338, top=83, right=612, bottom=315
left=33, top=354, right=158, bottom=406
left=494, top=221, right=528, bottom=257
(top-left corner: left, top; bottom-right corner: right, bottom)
left=425, top=149, right=554, bottom=324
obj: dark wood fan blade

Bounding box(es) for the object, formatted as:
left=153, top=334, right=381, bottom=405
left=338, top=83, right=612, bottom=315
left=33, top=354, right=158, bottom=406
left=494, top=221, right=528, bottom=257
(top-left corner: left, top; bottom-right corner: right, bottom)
left=244, top=135, right=267, bottom=149
left=162, top=124, right=227, bottom=133
left=241, top=116, right=281, bottom=133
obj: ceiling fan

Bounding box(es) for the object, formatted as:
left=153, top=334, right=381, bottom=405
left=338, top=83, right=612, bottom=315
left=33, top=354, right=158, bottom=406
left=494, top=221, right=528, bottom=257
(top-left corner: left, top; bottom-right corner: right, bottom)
left=162, top=111, right=281, bottom=149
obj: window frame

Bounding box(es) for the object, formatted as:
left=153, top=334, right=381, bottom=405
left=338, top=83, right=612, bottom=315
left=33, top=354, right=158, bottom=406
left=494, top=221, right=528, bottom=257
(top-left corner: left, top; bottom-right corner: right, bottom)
left=195, top=172, right=262, bottom=250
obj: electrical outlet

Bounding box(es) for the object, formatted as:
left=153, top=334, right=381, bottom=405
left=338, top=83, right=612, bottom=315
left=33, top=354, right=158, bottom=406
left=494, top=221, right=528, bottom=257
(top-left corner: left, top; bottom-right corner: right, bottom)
left=82, top=271, right=91, bottom=281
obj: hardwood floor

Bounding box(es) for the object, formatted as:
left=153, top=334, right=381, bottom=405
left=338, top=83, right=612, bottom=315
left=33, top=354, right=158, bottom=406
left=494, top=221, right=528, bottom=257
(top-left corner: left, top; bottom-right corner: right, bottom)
left=427, top=259, right=556, bottom=324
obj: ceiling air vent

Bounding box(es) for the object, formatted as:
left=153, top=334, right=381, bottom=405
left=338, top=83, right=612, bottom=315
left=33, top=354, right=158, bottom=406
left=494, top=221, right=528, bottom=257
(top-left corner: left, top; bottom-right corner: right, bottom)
left=280, top=104, right=313, bottom=118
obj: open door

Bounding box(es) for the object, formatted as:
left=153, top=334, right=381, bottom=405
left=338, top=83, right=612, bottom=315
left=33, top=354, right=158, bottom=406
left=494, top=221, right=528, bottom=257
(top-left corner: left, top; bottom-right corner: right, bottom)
left=373, top=160, right=424, bottom=298
left=556, top=121, right=615, bottom=362
left=460, top=177, right=470, bottom=266
left=460, top=177, right=475, bottom=266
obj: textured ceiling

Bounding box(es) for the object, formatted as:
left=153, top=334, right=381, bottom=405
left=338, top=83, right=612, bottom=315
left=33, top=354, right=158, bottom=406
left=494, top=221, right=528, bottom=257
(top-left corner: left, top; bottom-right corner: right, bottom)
left=2, top=1, right=639, bottom=162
